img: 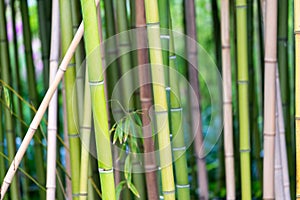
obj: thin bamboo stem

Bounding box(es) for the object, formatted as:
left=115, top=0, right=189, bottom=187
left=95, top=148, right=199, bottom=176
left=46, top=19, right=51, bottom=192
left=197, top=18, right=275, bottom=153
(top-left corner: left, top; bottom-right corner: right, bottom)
left=135, top=0, right=159, bottom=199
left=262, top=0, right=278, bottom=198
left=184, top=1, right=209, bottom=199
left=20, top=1, right=46, bottom=198
left=0, top=0, right=20, bottom=199
left=276, top=66, right=291, bottom=200
left=144, top=0, right=175, bottom=199
left=235, top=0, right=252, bottom=198
left=221, top=0, right=236, bottom=199
left=46, top=0, right=60, bottom=199
left=296, top=0, right=300, bottom=197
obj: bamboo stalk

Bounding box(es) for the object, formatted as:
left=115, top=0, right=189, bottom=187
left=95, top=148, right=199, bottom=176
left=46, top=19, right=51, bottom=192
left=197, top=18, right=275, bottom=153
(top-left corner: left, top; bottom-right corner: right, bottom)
left=0, top=19, right=85, bottom=200
left=80, top=0, right=116, bottom=200
left=221, top=0, right=236, bottom=198
left=46, top=0, right=60, bottom=199
left=296, top=0, right=300, bottom=197
left=184, top=1, right=209, bottom=199
left=37, top=0, right=50, bottom=89
left=169, top=25, right=190, bottom=200
left=235, top=0, right=252, bottom=198
left=20, top=1, right=46, bottom=198
left=78, top=68, right=92, bottom=200
left=135, top=0, right=159, bottom=199
left=144, top=0, right=175, bottom=199
left=262, top=0, right=277, bottom=198
left=0, top=1, right=20, bottom=199
left=274, top=92, right=285, bottom=199
left=276, top=66, right=291, bottom=200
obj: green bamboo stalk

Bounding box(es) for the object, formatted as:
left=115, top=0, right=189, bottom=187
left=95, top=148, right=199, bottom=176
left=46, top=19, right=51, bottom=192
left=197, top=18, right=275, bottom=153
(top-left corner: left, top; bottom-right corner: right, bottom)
left=184, top=1, right=209, bottom=199
left=278, top=0, right=294, bottom=198
left=135, top=0, right=159, bottom=199
left=80, top=1, right=116, bottom=200
left=263, top=0, right=278, bottom=198
left=221, top=0, right=236, bottom=198
left=70, top=0, right=85, bottom=126
left=46, top=0, right=59, bottom=199
left=144, top=1, right=175, bottom=199
left=59, top=0, right=81, bottom=198
left=37, top=0, right=50, bottom=89
left=235, top=0, right=252, bottom=198
left=0, top=1, right=20, bottom=199
left=169, top=26, right=190, bottom=200
left=10, top=1, right=30, bottom=199
left=20, top=1, right=46, bottom=199
left=79, top=68, right=92, bottom=200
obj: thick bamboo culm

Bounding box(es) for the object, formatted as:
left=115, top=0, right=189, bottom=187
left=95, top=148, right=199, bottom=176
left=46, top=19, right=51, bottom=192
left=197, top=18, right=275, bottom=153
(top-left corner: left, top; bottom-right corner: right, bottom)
left=0, top=1, right=20, bottom=199
left=20, top=1, right=46, bottom=199
left=135, top=0, right=159, bottom=199
left=144, top=0, right=175, bottom=199
left=46, top=0, right=60, bottom=199
left=276, top=66, right=291, bottom=200
left=80, top=0, right=116, bottom=200
left=184, top=0, right=209, bottom=199
left=295, top=0, right=300, bottom=197
left=221, top=0, right=236, bottom=199
left=235, top=0, right=252, bottom=198
left=263, top=0, right=278, bottom=198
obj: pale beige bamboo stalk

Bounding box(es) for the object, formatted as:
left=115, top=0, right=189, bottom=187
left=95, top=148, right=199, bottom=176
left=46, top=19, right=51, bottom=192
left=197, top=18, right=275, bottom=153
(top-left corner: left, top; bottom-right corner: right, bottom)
left=46, top=0, right=60, bottom=199
left=62, top=80, right=72, bottom=200
left=275, top=99, right=285, bottom=199
left=276, top=66, right=291, bottom=200
left=221, top=0, right=235, bottom=199
left=0, top=1, right=102, bottom=198
left=263, top=0, right=278, bottom=198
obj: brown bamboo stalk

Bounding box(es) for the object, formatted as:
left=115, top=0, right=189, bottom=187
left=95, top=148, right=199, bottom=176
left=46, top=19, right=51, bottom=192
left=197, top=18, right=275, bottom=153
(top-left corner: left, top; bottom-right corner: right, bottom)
left=46, top=0, right=60, bottom=199
left=263, top=0, right=278, bottom=198
left=221, top=0, right=235, bottom=199
left=276, top=66, right=291, bottom=200
left=184, top=1, right=209, bottom=199
left=136, top=0, right=159, bottom=199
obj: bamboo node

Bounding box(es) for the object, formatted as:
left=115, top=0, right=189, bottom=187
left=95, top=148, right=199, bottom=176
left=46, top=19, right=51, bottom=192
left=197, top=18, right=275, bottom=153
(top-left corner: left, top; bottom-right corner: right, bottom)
left=146, top=22, right=160, bottom=26
left=235, top=5, right=247, bottom=9
left=264, top=58, right=277, bottom=63
left=223, top=100, right=232, bottom=104
left=144, top=164, right=158, bottom=170
left=29, top=126, right=37, bottom=131
left=119, top=43, right=130, bottom=47
left=165, top=87, right=171, bottom=91
left=162, top=190, right=176, bottom=195
left=239, top=149, right=251, bottom=153
left=135, top=24, right=147, bottom=28
left=0, top=39, right=5, bottom=43
left=264, top=131, right=275, bottom=136
left=160, top=35, right=170, bottom=39
left=172, top=146, right=186, bottom=151
left=154, top=110, right=168, bottom=114
left=237, top=80, right=248, bottom=84
left=59, top=68, right=66, bottom=72
left=169, top=55, right=176, bottom=60
left=176, top=184, right=190, bottom=189
left=72, top=193, right=88, bottom=197
left=222, top=45, right=231, bottom=49
left=80, top=126, right=91, bottom=130
left=67, top=63, right=76, bottom=67
left=68, top=133, right=80, bottom=138
left=98, top=168, right=113, bottom=174
left=88, top=80, right=104, bottom=86
left=170, top=107, right=183, bottom=112
left=277, top=37, right=288, bottom=42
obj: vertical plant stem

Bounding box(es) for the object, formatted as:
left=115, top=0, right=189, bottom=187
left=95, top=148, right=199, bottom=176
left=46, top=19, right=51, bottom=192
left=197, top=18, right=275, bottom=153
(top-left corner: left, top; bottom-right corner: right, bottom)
left=184, top=0, right=209, bottom=199
left=46, top=0, right=60, bottom=199
left=80, top=1, right=116, bottom=200
left=144, top=0, right=175, bottom=199
left=0, top=1, right=20, bottom=199
left=59, top=0, right=82, bottom=198
left=262, top=0, right=277, bottom=199
left=221, top=0, right=236, bottom=198
left=135, top=0, right=159, bottom=199
left=296, top=0, right=300, bottom=197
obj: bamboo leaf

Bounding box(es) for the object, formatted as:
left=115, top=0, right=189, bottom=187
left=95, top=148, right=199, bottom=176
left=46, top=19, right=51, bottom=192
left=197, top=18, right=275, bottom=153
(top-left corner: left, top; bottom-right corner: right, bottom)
left=133, top=112, right=142, bottom=126
left=128, top=182, right=140, bottom=198
left=3, top=86, right=11, bottom=112
left=123, top=118, right=130, bottom=143
left=124, top=155, right=132, bottom=183
left=116, top=181, right=126, bottom=200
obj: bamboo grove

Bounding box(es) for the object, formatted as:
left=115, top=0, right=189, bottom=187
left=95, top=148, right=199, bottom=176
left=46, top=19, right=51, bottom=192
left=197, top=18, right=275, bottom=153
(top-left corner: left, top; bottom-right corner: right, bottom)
left=0, top=0, right=297, bottom=199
